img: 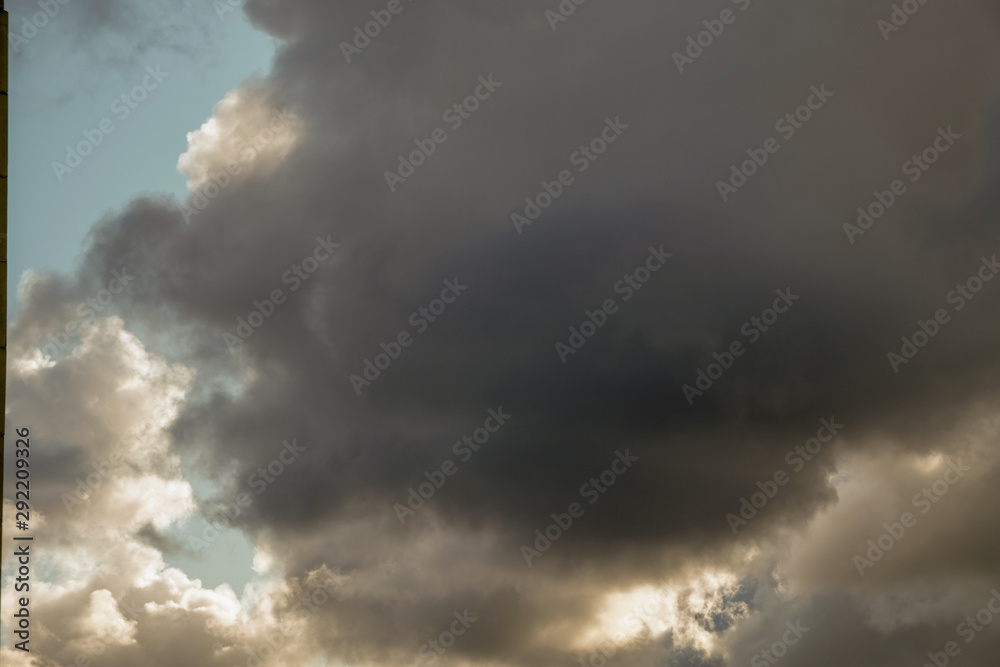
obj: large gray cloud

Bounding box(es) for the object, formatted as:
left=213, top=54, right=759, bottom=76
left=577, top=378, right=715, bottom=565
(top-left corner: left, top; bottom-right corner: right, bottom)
left=7, top=0, right=1000, bottom=665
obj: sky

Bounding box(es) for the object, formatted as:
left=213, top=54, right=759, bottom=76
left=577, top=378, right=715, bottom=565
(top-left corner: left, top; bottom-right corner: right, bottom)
left=5, top=0, right=278, bottom=596
left=6, top=0, right=275, bottom=317
left=3, top=1, right=1000, bottom=666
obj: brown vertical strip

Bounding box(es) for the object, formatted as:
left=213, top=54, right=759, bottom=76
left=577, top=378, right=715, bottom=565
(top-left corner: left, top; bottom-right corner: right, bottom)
left=1, top=0, right=8, bottom=555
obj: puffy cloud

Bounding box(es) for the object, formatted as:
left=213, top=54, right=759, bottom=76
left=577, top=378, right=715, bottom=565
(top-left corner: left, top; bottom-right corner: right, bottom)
left=7, top=0, right=1000, bottom=665
left=178, top=85, right=301, bottom=192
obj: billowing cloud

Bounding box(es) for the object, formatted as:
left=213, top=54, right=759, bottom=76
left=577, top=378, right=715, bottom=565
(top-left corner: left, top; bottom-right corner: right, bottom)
left=5, top=0, right=1000, bottom=665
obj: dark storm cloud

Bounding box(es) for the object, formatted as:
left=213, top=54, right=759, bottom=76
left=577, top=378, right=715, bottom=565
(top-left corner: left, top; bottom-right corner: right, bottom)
left=12, top=0, right=1000, bottom=665
left=113, top=0, right=1000, bottom=551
